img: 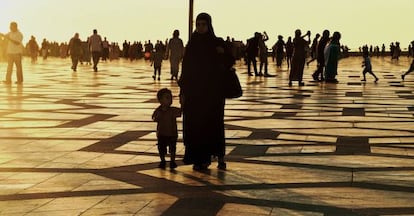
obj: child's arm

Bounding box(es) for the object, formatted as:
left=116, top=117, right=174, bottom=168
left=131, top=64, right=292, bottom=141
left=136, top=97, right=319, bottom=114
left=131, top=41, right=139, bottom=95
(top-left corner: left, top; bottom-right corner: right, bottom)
left=152, top=106, right=161, bottom=121
left=173, top=107, right=182, bottom=118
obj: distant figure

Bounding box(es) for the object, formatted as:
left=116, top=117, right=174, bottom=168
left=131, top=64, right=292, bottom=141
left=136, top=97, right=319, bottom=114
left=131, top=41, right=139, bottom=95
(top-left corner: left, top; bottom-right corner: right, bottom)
left=312, top=30, right=330, bottom=81
left=389, top=42, right=395, bottom=59
left=151, top=47, right=164, bottom=81
left=401, top=59, right=414, bottom=81
left=285, top=37, right=294, bottom=69
left=246, top=32, right=260, bottom=76
left=324, top=31, right=342, bottom=83
left=273, top=35, right=285, bottom=68
left=166, top=30, right=184, bottom=80
left=152, top=88, right=182, bottom=169
left=306, top=33, right=320, bottom=66
left=392, top=42, right=401, bottom=60
left=81, top=38, right=91, bottom=65
left=41, top=38, right=49, bottom=60
left=88, top=29, right=103, bottom=72
left=289, top=29, right=310, bottom=86
left=28, top=35, right=39, bottom=64
left=102, top=37, right=110, bottom=61
left=68, top=33, right=82, bottom=72
left=1, top=21, right=24, bottom=85
left=258, top=31, right=270, bottom=76
left=361, top=47, right=378, bottom=82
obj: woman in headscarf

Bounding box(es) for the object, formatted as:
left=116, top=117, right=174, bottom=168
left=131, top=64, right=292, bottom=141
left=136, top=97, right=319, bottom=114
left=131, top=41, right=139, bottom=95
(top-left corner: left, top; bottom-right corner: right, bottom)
left=179, top=13, right=234, bottom=171
left=324, top=31, right=341, bottom=83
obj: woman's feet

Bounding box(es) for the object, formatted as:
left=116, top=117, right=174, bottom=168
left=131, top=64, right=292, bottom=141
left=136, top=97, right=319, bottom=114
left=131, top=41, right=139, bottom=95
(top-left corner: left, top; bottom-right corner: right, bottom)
left=217, top=162, right=226, bottom=170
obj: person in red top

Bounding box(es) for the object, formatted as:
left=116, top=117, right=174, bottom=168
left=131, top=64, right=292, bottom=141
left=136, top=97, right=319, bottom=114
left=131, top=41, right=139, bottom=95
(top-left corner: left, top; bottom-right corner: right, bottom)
left=152, top=88, right=182, bottom=169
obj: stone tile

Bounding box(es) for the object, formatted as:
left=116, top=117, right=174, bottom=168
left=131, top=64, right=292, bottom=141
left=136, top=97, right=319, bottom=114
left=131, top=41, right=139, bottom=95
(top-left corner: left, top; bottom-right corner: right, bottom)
left=0, top=57, right=413, bottom=215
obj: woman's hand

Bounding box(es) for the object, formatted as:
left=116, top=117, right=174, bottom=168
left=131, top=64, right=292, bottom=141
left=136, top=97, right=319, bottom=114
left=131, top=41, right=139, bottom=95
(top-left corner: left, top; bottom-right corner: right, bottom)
left=179, top=94, right=185, bottom=105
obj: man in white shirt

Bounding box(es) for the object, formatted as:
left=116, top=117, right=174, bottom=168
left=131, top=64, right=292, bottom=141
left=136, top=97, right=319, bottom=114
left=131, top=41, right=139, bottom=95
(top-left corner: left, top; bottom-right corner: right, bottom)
left=1, top=22, right=24, bottom=84
left=88, top=29, right=102, bottom=72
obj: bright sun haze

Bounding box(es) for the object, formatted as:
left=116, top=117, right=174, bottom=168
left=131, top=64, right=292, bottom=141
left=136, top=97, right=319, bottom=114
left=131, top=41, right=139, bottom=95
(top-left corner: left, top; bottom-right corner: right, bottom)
left=0, top=0, right=412, bottom=50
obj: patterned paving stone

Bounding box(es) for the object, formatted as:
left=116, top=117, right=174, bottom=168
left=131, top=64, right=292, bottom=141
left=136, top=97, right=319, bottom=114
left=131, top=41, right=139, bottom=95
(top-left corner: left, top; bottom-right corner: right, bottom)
left=0, top=56, right=413, bottom=215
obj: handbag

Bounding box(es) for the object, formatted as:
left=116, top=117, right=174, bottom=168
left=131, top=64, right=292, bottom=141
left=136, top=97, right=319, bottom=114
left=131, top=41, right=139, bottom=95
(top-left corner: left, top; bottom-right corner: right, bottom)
left=224, top=67, right=243, bottom=99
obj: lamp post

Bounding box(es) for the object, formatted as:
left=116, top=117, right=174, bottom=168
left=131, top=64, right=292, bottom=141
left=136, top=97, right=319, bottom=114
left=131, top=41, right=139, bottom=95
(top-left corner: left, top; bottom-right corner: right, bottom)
left=188, top=0, right=194, bottom=41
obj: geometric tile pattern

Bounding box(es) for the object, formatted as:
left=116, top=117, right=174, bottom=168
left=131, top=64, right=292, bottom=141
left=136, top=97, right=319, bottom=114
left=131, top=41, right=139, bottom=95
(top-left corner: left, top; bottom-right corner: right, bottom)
left=0, top=57, right=413, bottom=215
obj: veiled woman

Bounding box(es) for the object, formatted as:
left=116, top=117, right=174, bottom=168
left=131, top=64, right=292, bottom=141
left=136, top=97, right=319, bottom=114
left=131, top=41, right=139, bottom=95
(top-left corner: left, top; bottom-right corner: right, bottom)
left=179, top=13, right=233, bottom=171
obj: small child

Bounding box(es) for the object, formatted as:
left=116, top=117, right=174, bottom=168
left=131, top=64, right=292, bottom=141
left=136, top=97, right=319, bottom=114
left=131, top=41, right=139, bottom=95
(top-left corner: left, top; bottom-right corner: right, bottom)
left=151, top=48, right=164, bottom=81
left=152, top=88, right=182, bottom=169
left=361, top=48, right=379, bottom=82
left=401, top=59, right=414, bottom=80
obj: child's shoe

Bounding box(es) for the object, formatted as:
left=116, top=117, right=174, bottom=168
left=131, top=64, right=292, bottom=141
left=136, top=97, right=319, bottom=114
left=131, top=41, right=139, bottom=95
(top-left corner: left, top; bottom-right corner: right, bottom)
left=158, top=77, right=160, bottom=81
left=170, top=161, right=177, bottom=169
left=158, top=161, right=166, bottom=169
left=152, top=75, right=156, bottom=80
left=375, top=78, right=379, bottom=82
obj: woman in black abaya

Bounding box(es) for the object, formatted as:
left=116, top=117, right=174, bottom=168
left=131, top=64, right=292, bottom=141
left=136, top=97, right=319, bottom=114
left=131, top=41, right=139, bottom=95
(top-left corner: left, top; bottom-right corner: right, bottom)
left=179, top=13, right=233, bottom=171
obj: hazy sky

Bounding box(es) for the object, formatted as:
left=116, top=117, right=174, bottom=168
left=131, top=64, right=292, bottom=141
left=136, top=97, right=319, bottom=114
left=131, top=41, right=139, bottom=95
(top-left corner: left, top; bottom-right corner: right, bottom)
left=0, top=0, right=413, bottom=50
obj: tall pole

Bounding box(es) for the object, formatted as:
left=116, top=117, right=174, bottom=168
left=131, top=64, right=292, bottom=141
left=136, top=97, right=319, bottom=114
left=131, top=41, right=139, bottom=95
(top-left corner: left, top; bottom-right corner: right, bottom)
left=188, top=0, right=194, bottom=42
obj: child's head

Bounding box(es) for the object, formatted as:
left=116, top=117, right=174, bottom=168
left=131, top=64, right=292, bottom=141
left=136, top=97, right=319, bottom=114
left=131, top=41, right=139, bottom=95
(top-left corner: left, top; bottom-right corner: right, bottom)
left=157, top=88, right=173, bottom=107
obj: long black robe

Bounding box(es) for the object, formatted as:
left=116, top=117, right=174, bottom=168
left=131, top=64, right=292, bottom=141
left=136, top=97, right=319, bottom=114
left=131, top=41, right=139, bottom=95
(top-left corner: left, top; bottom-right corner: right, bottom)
left=179, top=32, right=228, bottom=166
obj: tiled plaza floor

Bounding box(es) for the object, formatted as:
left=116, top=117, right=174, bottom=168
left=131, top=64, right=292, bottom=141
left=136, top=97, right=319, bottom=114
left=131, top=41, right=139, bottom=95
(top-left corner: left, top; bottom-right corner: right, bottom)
left=0, top=56, right=413, bottom=216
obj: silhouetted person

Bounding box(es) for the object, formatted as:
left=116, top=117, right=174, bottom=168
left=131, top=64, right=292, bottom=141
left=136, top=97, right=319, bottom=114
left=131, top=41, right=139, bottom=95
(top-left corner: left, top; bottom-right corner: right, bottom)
left=307, top=33, right=320, bottom=66
left=324, top=31, right=342, bottom=83
left=285, top=37, right=293, bottom=68
left=401, top=59, right=414, bottom=80
left=68, top=33, right=82, bottom=72
left=258, top=31, right=270, bottom=76
left=289, top=29, right=310, bottom=86
left=389, top=42, right=395, bottom=59
left=1, top=22, right=24, bottom=85
left=151, top=47, right=164, bottom=81
left=393, top=42, right=401, bottom=60
left=273, top=35, right=285, bottom=68
left=179, top=13, right=233, bottom=171
left=166, top=30, right=184, bottom=80
left=88, top=29, right=102, bottom=72
left=312, top=30, right=330, bottom=81
left=152, top=88, right=182, bottom=169
left=41, top=38, right=49, bottom=60
left=361, top=47, right=378, bottom=82
left=246, top=32, right=260, bottom=76
left=102, top=37, right=110, bottom=61
left=28, top=35, right=39, bottom=64
left=81, top=38, right=91, bottom=65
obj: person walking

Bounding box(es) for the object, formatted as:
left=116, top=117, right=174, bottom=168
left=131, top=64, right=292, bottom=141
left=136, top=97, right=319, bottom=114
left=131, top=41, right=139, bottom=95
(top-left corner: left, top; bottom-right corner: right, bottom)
left=68, top=33, right=82, bottom=72
left=166, top=30, right=184, bottom=80
left=312, top=30, right=330, bottom=81
left=360, top=47, right=379, bottom=82
left=88, top=29, right=103, bottom=72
